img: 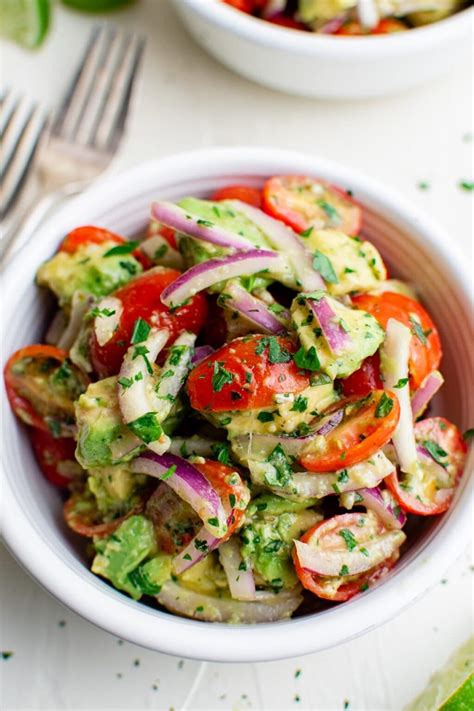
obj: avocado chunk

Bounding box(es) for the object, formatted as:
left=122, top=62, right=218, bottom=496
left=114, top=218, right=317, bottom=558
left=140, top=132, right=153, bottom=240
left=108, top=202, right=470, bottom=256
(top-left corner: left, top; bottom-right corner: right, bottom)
left=298, top=0, right=356, bottom=23
left=302, top=229, right=386, bottom=296
left=291, top=291, right=384, bottom=379
left=240, top=498, right=321, bottom=590
left=92, top=515, right=158, bottom=599
left=36, top=241, right=142, bottom=307
left=87, top=462, right=147, bottom=518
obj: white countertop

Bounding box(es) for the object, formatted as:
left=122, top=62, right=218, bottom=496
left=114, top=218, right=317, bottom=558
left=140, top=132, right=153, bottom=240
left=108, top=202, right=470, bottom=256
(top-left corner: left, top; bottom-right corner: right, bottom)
left=1, top=2, right=472, bottom=709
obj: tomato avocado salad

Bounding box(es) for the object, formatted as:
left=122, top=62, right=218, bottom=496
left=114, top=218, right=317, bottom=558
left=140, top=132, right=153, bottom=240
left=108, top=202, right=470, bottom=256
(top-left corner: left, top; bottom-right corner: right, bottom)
left=223, top=0, right=469, bottom=36
left=4, top=176, right=468, bottom=623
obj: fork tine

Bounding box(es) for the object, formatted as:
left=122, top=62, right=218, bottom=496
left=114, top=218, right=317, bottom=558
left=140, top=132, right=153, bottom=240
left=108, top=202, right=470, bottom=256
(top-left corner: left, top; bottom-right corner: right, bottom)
left=1, top=101, right=37, bottom=176
left=0, top=92, right=22, bottom=137
left=1, top=105, right=47, bottom=218
left=92, top=33, right=146, bottom=151
left=51, top=24, right=105, bottom=140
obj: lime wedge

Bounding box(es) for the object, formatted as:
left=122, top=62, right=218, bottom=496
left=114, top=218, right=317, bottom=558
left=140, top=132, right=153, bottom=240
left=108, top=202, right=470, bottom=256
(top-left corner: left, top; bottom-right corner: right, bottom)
left=406, top=637, right=474, bottom=711
left=0, top=0, right=50, bottom=49
left=61, top=0, right=135, bottom=11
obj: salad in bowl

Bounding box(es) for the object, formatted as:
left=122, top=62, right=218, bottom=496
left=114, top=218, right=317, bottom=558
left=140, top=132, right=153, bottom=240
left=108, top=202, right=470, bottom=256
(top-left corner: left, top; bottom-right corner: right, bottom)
left=4, top=175, right=468, bottom=625
left=223, top=0, right=469, bottom=35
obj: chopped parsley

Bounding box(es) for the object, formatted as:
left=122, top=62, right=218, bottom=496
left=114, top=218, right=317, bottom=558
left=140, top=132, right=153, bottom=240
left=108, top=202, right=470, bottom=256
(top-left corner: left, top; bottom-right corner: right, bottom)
left=132, top=345, right=153, bottom=375
left=194, top=539, right=208, bottom=552
left=300, top=226, right=314, bottom=238
left=212, top=361, right=234, bottom=392
left=255, top=336, right=291, bottom=364
left=118, top=376, right=134, bottom=389
left=339, top=528, right=357, bottom=551
left=291, top=395, right=308, bottom=413
left=211, top=442, right=231, bottom=465
left=196, top=219, right=214, bottom=227
left=375, top=392, right=394, bottom=418
left=257, top=411, right=275, bottom=422
left=119, top=260, right=138, bottom=275
left=409, top=315, right=428, bottom=345
left=458, top=180, right=474, bottom=191
left=312, top=250, right=338, bottom=284
left=131, top=318, right=151, bottom=344
left=394, top=377, right=409, bottom=389
left=154, top=244, right=168, bottom=259
left=128, top=412, right=162, bottom=444
left=337, top=469, right=349, bottom=484
left=423, top=439, right=448, bottom=466
left=339, top=564, right=349, bottom=576
left=161, top=464, right=177, bottom=480
left=317, top=200, right=341, bottom=225
left=293, top=345, right=320, bottom=371
left=268, top=302, right=286, bottom=315
left=89, top=306, right=116, bottom=318
left=104, top=241, right=139, bottom=257
left=263, top=539, right=283, bottom=553
left=265, top=444, right=293, bottom=488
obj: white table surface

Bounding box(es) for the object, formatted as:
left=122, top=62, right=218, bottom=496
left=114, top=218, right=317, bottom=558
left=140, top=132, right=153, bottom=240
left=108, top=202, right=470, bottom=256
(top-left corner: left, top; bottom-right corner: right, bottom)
left=1, top=2, right=472, bottom=710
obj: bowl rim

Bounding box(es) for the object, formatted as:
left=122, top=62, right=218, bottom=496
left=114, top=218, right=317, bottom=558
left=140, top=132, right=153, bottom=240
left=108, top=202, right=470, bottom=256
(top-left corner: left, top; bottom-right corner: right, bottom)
left=179, top=0, right=473, bottom=56
left=1, top=146, right=473, bottom=662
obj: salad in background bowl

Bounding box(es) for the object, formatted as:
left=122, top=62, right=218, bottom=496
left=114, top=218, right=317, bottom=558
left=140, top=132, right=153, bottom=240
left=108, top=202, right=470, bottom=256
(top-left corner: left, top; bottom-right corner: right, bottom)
left=2, top=148, right=472, bottom=660
left=171, top=0, right=473, bottom=98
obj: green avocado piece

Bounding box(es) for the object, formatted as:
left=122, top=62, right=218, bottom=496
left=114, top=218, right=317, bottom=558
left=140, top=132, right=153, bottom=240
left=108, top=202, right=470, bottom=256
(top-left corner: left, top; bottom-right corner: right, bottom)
left=291, top=291, right=384, bottom=379
left=36, top=241, right=142, bottom=306
left=92, top=515, right=157, bottom=599
left=127, top=554, right=173, bottom=596
left=75, top=377, right=143, bottom=468
left=298, top=0, right=356, bottom=23
left=248, top=494, right=319, bottom=516
left=87, top=462, right=147, bottom=517
left=240, top=503, right=320, bottom=589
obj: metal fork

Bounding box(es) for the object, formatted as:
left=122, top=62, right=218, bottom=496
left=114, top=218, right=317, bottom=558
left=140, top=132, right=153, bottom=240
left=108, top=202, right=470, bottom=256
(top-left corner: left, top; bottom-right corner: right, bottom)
left=1, top=24, right=146, bottom=262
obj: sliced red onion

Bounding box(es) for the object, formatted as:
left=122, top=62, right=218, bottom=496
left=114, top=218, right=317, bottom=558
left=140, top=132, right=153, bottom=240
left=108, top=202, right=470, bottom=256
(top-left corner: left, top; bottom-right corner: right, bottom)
left=308, top=296, right=351, bottom=355
left=57, top=291, right=94, bottom=351
left=157, top=580, right=302, bottom=623
left=45, top=310, right=67, bottom=345
left=92, top=296, right=123, bottom=347
left=160, top=249, right=284, bottom=308
left=168, top=436, right=220, bottom=457
left=261, top=0, right=286, bottom=18
left=294, top=528, right=405, bottom=577
left=118, top=327, right=170, bottom=455
left=319, top=15, right=347, bottom=33
left=151, top=200, right=254, bottom=251
left=380, top=318, right=417, bottom=475
left=227, top=200, right=325, bottom=292
left=411, top=370, right=444, bottom=420
left=173, top=525, right=221, bottom=574
left=222, top=281, right=286, bottom=335
left=154, top=331, right=196, bottom=422
left=131, top=452, right=228, bottom=537
left=219, top=538, right=256, bottom=601
left=315, top=407, right=344, bottom=436
left=357, top=0, right=379, bottom=29
left=140, top=234, right=183, bottom=270
left=191, top=345, right=215, bottom=366
left=348, top=487, right=407, bottom=529
left=248, top=450, right=392, bottom=499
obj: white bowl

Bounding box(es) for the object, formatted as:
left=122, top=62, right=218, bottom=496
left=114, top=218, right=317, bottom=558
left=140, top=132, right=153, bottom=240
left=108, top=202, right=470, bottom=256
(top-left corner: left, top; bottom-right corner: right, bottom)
left=1, top=147, right=473, bottom=662
left=171, top=0, right=473, bottom=99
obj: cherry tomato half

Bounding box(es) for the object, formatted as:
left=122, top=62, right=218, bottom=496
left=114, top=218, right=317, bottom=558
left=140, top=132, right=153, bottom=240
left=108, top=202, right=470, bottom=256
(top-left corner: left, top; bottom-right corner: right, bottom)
left=300, top=390, right=400, bottom=472
left=293, top=515, right=400, bottom=601
left=352, top=292, right=442, bottom=389
left=267, top=14, right=308, bottom=31
left=385, top=417, right=467, bottom=515
left=64, top=493, right=145, bottom=538
left=4, top=345, right=89, bottom=436
left=30, top=428, right=82, bottom=488
left=211, top=185, right=262, bottom=208
left=90, top=267, right=209, bottom=377
left=187, top=335, right=310, bottom=413
left=222, top=0, right=266, bottom=12
left=194, top=458, right=249, bottom=537
left=60, top=225, right=152, bottom=270
left=262, top=175, right=362, bottom=236
left=341, top=353, right=383, bottom=397
left=336, top=18, right=407, bottom=35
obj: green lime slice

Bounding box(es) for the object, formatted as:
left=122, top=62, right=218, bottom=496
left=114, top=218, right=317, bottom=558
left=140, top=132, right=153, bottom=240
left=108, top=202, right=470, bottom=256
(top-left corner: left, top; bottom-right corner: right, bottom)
left=0, top=0, right=50, bottom=49
left=61, top=0, right=135, bottom=12
left=406, top=637, right=474, bottom=711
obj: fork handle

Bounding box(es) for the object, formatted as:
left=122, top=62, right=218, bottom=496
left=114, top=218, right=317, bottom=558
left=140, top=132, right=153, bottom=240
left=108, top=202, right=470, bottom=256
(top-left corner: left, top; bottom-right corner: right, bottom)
left=0, top=184, right=81, bottom=264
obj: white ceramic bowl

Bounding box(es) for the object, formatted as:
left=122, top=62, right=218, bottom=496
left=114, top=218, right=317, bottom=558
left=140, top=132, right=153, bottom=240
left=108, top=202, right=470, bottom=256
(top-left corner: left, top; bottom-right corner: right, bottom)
left=1, top=147, right=473, bottom=662
left=171, top=0, right=473, bottom=99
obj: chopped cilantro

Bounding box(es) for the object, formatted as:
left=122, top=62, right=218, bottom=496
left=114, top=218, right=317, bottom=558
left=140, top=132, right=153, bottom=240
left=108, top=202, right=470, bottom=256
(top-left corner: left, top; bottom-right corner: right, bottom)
left=118, top=376, right=134, bottom=389
left=463, top=428, right=474, bottom=442
left=154, top=244, right=168, bottom=260
left=211, top=442, right=231, bottom=465
left=291, top=395, right=308, bottom=413
left=119, top=260, right=138, bottom=275
left=257, top=411, right=275, bottom=422
left=263, top=539, right=283, bottom=553
left=128, top=412, right=162, bottom=444
left=394, top=377, right=409, bottom=389
left=339, top=528, right=357, bottom=551
left=104, top=241, right=139, bottom=257
left=423, top=439, right=448, bottom=466
left=212, top=361, right=234, bottom=392
left=194, top=539, right=208, bottom=552
left=265, top=444, right=293, bottom=488
left=300, top=226, right=314, bottom=238
left=375, top=392, right=394, bottom=418
left=458, top=180, right=474, bottom=191
left=337, top=469, right=349, bottom=483
left=131, top=318, right=151, bottom=344
left=293, top=345, right=320, bottom=371
left=132, top=345, right=153, bottom=375
left=339, top=564, right=349, bottom=576
left=317, top=200, right=341, bottom=225
left=313, top=250, right=338, bottom=284
left=417, top=181, right=430, bottom=191
left=196, top=219, right=214, bottom=227
left=255, top=336, right=291, bottom=364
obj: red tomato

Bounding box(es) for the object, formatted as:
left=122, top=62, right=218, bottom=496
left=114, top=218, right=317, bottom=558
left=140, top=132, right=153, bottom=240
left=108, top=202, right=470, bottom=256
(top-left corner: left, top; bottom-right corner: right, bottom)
left=187, top=335, right=310, bottom=413
left=341, top=353, right=383, bottom=397
left=352, top=292, right=442, bottom=389
left=194, top=459, right=249, bottom=536
left=4, top=345, right=89, bottom=436
left=267, top=15, right=308, bottom=31
left=385, top=417, right=467, bottom=516
left=262, top=175, right=362, bottom=236
left=293, top=515, right=399, bottom=601
left=64, top=494, right=145, bottom=538
left=30, top=428, right=81, bottom=488
left=211, top=185, right=262, bottom=208
left=300, top=390, right=400, bottom=472
left=336, top=18, right=407, bottom=35
left=90, top=268, right=208, bottom=377
left=59, top=225, right=152, bottom=269
left=222, top=0, right=266, bottom=12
